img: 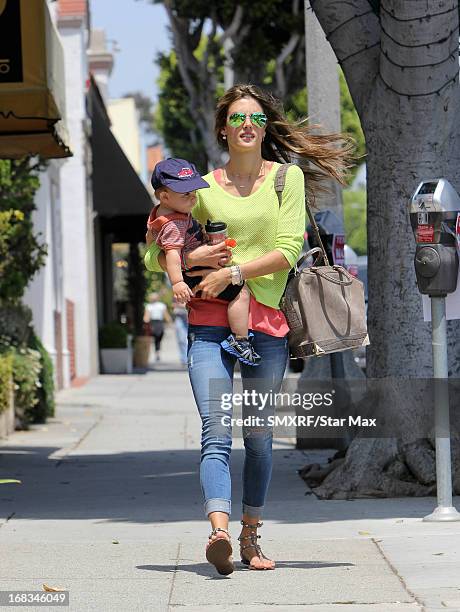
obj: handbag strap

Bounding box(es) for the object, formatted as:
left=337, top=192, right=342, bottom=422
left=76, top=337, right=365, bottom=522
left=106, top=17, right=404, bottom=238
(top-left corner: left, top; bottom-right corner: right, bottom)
left=274, top=163, right=330, bottom=266
left=311, top=265, right=354, bottom=286
left=295, top=249, right=353, bottom=286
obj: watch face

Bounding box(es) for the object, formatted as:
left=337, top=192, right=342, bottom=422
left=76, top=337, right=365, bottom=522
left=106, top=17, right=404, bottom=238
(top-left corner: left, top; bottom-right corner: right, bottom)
left=230, top=266, right=241, bottom=285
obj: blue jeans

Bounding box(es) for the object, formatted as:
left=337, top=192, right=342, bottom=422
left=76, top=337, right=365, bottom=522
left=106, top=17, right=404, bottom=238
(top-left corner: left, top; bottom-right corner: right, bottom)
left=174, top=313, right=188, bottom=364
left=187, top=325, right=288, bottom=518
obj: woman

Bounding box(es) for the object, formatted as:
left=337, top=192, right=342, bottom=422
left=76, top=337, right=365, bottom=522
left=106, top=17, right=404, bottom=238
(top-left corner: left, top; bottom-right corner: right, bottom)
left=143, top=292, right=171, bottom=362
left=145, top=84, right=351, bottom=574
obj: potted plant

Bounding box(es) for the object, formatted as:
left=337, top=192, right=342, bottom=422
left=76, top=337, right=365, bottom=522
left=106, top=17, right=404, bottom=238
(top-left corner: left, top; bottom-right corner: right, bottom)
left=133, top=321, right=152, bottom=368
left=0, top=353, right=14, bottom=439
left=99, top=321, right=132, bottom=374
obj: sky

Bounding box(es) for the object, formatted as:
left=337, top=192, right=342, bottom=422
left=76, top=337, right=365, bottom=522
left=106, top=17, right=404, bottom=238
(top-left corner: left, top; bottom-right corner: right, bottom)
left=89, top=0, right=171, bottom=103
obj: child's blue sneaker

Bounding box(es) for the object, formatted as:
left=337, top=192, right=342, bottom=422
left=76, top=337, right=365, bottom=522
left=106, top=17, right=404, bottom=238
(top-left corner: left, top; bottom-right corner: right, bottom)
left=221, top=334, right=261, bottom=366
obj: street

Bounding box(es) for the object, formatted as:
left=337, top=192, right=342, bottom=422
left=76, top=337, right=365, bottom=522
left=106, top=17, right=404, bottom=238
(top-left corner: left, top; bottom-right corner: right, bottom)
left=0, top=327, right=459, bottom=611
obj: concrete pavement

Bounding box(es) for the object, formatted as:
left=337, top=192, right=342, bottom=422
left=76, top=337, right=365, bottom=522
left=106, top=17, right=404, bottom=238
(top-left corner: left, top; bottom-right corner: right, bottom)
left=0, top=325, right=459, bottom=611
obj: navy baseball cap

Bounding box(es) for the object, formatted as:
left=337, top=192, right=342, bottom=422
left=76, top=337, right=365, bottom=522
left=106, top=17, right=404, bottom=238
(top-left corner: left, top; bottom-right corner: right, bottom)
left=151, top=158, right=209, bottom=193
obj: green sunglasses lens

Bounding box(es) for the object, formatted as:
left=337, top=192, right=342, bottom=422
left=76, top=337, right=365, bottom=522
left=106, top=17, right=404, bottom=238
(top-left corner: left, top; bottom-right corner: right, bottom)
left=251, top=112, right=267, bottom=127
left=228, top=113, right=246, bottom=127
left=227, top=112, right=268, bottom=128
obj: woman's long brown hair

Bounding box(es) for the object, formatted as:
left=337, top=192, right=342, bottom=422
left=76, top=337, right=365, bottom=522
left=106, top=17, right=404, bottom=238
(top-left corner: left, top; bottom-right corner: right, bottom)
left=215, top=84, right=355, bottom=204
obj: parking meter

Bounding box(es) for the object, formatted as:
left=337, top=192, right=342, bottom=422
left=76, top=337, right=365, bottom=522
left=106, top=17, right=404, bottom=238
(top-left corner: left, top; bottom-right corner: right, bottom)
left=410, top=179, right=459, bottom=296
left=409, top=178, right=460, bottom=522
left=307, top=209, right=345, bottom=266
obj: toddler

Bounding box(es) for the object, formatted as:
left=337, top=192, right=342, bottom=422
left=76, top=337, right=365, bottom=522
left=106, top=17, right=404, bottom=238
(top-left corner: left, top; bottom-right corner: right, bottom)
left=147, top=158, right=260, bottom=366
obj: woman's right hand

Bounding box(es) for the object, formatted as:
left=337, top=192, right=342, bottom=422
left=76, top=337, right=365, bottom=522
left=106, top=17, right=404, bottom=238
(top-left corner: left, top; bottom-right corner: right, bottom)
left=186, top=241, right=232, bottom=269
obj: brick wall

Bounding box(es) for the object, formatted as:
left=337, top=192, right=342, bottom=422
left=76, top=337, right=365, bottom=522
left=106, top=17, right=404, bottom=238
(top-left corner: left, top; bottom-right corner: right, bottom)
left=54, top=310, right=64, bottom=390
left=57, top=0, right=88, bottom=18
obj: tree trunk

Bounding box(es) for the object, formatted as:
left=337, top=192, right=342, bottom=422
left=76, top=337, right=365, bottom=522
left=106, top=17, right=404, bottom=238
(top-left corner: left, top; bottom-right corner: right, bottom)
left=303, top=0, right=460, bottom=499
left=365, top=84, right=460, bottom=379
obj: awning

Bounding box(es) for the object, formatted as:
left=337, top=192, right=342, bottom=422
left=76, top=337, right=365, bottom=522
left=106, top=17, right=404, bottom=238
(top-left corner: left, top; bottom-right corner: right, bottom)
left=89, top=81, right=153, bottom=220
left=0, top=0, right=72, bottom=159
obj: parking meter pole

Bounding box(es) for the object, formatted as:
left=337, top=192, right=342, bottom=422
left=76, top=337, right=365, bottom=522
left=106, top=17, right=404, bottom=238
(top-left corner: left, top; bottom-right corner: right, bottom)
left=330, top=352, right=345, bottom=379
left=423, top=297, right=460, bottom=521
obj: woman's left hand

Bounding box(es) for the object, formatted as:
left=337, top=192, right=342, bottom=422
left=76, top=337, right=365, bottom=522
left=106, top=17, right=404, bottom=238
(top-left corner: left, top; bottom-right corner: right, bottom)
left=187, top=267, right=232, bottom=299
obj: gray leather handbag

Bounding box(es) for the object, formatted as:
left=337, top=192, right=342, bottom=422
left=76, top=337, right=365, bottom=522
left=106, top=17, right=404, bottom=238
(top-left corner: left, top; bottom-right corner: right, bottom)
left=275, top=164, right=369, bottom=358
left=281, top=247, right=369, bottom=357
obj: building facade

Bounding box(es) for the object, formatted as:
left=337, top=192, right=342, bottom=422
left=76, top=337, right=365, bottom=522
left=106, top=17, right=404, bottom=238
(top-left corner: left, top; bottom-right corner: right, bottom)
left=22, top=0, right=152, bottom=386
left=24, top=0, right=98, bottom=388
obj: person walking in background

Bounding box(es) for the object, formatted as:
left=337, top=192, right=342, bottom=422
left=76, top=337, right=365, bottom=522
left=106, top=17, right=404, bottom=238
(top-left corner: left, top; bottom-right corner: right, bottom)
left=144, top=293, right=170, bottom=362
left=172, top=299, right=188, bottom=366
left=145, top=84, right=352, bottom=574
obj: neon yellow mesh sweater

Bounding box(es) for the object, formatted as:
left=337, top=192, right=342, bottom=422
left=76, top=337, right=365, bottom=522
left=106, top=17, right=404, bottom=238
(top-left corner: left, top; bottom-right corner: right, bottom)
left=144, top=162, right=306, bottom=309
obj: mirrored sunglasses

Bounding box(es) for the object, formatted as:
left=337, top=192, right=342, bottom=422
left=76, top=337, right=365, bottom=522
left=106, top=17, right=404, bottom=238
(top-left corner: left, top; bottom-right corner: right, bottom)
left=227, top=112, right=268, bottom=128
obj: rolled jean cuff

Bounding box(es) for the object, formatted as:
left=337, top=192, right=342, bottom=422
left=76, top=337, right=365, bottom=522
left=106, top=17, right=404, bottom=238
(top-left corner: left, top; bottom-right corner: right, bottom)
left=204, top=498, right=231, bottom=517
left=242, top=503, right=264, bottom=518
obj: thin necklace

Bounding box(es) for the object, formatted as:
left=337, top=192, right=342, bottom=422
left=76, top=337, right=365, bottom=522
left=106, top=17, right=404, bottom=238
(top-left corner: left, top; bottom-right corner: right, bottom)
left=224, top=160, right=265, bottom=188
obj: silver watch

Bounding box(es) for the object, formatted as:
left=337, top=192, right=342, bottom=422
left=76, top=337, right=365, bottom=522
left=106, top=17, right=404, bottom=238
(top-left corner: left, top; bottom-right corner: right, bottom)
left=230, top=265, right=243, bottom=286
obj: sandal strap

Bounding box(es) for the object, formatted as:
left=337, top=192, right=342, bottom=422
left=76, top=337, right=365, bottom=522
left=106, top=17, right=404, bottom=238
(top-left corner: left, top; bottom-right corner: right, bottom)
left=238, top=534, right=261, bottom=541
left=209, top=527, right=231, bottom=539
left=240, top=520, right=263, bottom=529
left=240, top=542, right=260, bottom=552
left=239, top=520, right=269, bottom=562
left=240, top=542, right=270, bottom=561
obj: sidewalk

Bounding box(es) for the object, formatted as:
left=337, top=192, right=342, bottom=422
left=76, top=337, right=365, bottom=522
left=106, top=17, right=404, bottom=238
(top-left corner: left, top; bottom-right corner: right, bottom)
left=1, top=326, right=459, bottom=611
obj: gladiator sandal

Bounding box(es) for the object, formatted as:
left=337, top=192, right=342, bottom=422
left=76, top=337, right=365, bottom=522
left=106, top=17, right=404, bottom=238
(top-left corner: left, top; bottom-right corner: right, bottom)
left=205, top=527, right=234, bottom=576
left=238, top=520, right=275, bottom=570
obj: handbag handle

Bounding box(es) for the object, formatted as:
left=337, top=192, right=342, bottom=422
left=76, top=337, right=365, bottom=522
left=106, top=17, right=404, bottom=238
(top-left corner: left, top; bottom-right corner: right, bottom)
left=311, top=265, right=354, bottom=286
left=295, top=247, right=326, bottom=273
